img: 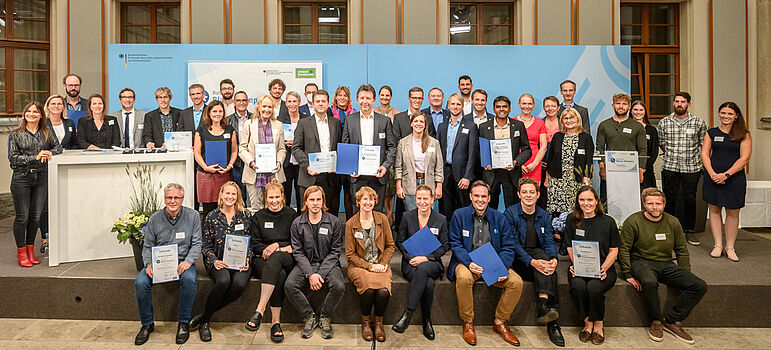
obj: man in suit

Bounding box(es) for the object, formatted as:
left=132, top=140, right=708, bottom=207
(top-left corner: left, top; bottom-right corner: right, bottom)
left=478, top=96, right=532, bottom=211
left=438, top=93, right=478, bottom=220
left=63, top=74, right=88, bottom=111
left=394, top=87, right=437, bottom=140
left=180, top=84, right=206, bottom=131
left=422, top=87, right=450, bottom=134
left=113, top=87, right=146, bottom=149
left=467, top=89, right=494, bottom=127
left=292, top=90, right=342, bottom=213
left=558, top=79, right=591, bottom=135
left=300, top=83, right=333, bottom=117
left=447, top=180, right=524, bottom=346
left=227, top=90, right=252, bottom=204
left=341, top=84, right=397, bottom=212
left=269, top=78, right=291, bottom=121
left=142, top=87, right=184, bottom=148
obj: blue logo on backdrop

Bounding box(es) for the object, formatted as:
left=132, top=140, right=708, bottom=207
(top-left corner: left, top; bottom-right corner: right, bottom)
left=204, top=90, right=210, bottom=104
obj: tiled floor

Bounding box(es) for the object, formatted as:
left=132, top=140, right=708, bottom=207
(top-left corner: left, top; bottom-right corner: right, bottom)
left=1, top=318, right=770, bottom=349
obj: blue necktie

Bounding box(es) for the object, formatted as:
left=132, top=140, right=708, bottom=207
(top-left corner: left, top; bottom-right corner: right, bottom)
left=124, top=112, right=131, bottom=148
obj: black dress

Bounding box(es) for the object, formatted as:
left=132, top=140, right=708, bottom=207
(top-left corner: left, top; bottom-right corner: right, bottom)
left=703, top=128, right=746, bottom=209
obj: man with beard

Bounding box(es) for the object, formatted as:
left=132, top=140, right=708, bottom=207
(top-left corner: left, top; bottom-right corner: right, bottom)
left=220, top=79, right=236, bottom=116
left=596, top=93, right=647, bottom=202
left=619, top=188, right=707, bottom=345
left=457, top=75, right=473, bottom=115
left=269, top=78, right=290, bottom=121
left=656, top=92, right=707, bottom=246
left=63, top=74, right=88, bottom=111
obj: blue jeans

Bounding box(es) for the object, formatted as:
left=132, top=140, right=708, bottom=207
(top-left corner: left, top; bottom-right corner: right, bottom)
left=134, top=262, right=197, bottom=326
left=10, top=170, right=47, bottom=248
left=403, top=178, right=426, bottom=211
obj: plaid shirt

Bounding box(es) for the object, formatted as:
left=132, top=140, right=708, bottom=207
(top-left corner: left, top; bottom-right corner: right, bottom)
left=657, top=113, right=707, bottom=173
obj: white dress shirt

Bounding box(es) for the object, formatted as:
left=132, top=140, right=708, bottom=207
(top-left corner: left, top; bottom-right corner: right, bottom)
left=360, top=112, right=375, bottom=145
left=315, top=113, right=331, bottom=153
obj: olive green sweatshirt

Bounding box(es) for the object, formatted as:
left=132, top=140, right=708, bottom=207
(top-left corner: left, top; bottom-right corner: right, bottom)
left=618, top=211, right=690, bottom=278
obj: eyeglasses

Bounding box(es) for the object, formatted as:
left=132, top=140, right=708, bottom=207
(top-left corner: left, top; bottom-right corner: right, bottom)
left=235, top=99, right=249, bottom=103
left=165, top=196, right=183, bottom=201
left=221, top=87, right=234, bottom=91
left=409, top=97, right=424, bottom=100
left=65, top=84, right=80, bottom=88
left=119, top=95, right=135, bottom=99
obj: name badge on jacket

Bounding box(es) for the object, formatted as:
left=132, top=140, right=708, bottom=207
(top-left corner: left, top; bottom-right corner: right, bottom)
left=176, top=232, right=185, bottom=239
left=319, top=227, right=329, bottom=235
left=622, top=128, right=632, bottom=134
left=576, top=229, right=585, bottom=237
left=68, top=127, right=73, bottom=132
left=513, top=130, right=520, bottom=137
left=427, top=146, right=435, bottom=153
left=265, top=222, right=274, bottom=229
left=577, top=149, right=585, bottom=155
left=235, top=223, right=244, bottom=231
left=462, top=128, right=469, bottom=134
left=430, top=228, right=439, bottom=235
left=462, top=229, right=470, bottom=237
left=108, top=120, right=115, bottom=125
left=138, top=124, right=144, bottom=129
left=379, top=132, right=386, bottom=139
left=224, top=133, right=230, bottom=139
left=354, top=231, right=363, bottom=239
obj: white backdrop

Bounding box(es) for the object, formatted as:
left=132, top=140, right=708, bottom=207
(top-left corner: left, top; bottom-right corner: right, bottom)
left=187, top=61, right=323, bottom=112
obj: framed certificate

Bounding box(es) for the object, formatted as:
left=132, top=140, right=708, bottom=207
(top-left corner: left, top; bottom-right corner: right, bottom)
left=223, top=234, right=250, bottom=270
left=253, top=143, right=277, bottom=173
left=151, top=244, right=179, bottom=284
left=309, top=151, right=337, bottom=173
left=572, top=240, right=602, bottom=278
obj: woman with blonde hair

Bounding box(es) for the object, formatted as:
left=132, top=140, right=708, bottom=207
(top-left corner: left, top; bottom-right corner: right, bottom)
left=244, top=180, right=298, bottom=342
left=8, top=101, right=62, bottom=267
left=331, top=85, right=356, bottom=125
left=515, top=93, right=548, bottom=184
left=192, top=181, right=251, bottom=342
left=194, top=100, right=238, bottom=219
left=44, top=95, right=77, bottom=149
left=239, top=94, right=286, bottom=211
left=545, top=108, right=593, bottom=215
left=346, top=186, right=395, bottom=342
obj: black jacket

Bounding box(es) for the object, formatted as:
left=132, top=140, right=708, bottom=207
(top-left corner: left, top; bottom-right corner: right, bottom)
left=142, top=107, right=185, bottom=147
left=292, top=114, right=343, bottom=188
left=46, top=118, right=78, bottom=149
left=478, top=117, right=532, bottom=184
left=77, top=115, right=121, bottom=149
left=393, top=110, right=437, bottom=140
left=341, top=111, right=398, bottom=184
left=396, top=209, right=449, bottom=268
left=545, top=131, right=594, bottom=182
left=290, top=211, right=343, bottom=279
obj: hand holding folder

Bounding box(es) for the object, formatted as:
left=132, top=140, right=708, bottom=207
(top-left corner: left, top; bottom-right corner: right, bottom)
left=468, top=242, right=509, bottom=286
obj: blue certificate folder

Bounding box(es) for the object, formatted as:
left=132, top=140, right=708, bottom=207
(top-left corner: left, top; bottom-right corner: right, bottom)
left=68, top=110, right=86, bottom=125
left=336, top=143, right=359, bottom=175
left=205, top=140, right=227, bottom=168
left=469, top=242, right=508, bottom=286
left=479, top=138, right=492, bottom=167
left=402, top=226, right=441, bottom=257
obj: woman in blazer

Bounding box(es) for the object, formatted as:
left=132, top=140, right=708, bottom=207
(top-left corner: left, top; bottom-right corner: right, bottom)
left=193, top=181, right=252, bottom=342
left=395, top=112, right=444, bottom=211
left=392, top=184, right=448, bottom=340
left=77, top=94, right=121, bottom=149
left=239, top=94, right=286, bottom=212
left=545, top=108, right=593, bottom=215
left=44, top=95, right=78, bottom=149
left=345, top=186, right=395, bottom=343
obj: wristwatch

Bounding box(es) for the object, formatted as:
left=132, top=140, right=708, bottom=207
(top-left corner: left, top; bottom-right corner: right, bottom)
left=724, top=172, right=731, bottom=178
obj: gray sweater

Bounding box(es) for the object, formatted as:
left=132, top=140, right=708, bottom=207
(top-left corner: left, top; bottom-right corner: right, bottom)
left=142, top=206, right=202, bottom=267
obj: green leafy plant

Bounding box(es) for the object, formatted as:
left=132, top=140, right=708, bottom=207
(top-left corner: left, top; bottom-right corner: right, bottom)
left=111, top=164, right=165, bottom=244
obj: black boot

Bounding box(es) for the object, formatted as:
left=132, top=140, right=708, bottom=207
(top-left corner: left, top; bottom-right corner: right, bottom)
left=422, top=318, right=435, bottom=340
left=536, top=297, right=558, bottom=324
left=391, top=309, right=413, bottom=333
left=547, top=320, right=565, bottom=347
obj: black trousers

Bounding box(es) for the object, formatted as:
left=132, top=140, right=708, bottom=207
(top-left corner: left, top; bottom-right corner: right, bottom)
left=631, top=259, right=707, bottom=323
left=351, top=176, right=386, bottom=212
left=440, top=165, right=470, bottom=219
left=641, top=167, right=657, bottom=190
left=252, top=251, right=294, bottom=308
left=11, top=170, right=47, bottom=248
left=489, top=169, right=519, bottom=211
left=283, top=162, right=302, bottom=210
left=568, top=268, right=617, bottom=321
left=340, top=175, right=354, bottom=217
left=512, top=248, right=559, bottom=305
left=39, top=199, right=49, bottom=239
left=300, top=173, right=339, bottom=215
left=203, top=267, right=251, bottom=320
left=661, top=170, right=701, bottom=231
left=401, top=260, right=443, bottom=320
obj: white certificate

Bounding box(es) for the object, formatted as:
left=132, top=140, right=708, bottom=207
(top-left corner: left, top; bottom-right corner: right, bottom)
left=254, top=143, right=277, bottom=173
left=490, top=139, right=513, bottom=169
left=151, top=244, right=179, bottom=284
left=572, top=240, right=602, bottom=278
left=358, top=145, right=381, bottom=176
left=282, top=123, right=295, bottom=141
left=164, top=132, right=193, bottom=151
left=309, top=151, right=337, bottom=173
left=223, top=234, right=250, bottom=270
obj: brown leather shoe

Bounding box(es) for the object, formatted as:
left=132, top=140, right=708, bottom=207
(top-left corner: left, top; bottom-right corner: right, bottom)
left=374, top=316, right=386, bottom=342
left=492, top=322, right=520, bottom=346
left=579, top=330, right=592, bottom=343
left=361, top=315, right=373, bottom=341
left=663, top=321, right=694, bottom=344
left=590, top=331, right=605, bottom=345
left=462, top=321, right=477, bottom=345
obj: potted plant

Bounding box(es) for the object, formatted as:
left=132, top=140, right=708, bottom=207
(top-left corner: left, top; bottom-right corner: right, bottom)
left=111, top=164, right=164, bottom=271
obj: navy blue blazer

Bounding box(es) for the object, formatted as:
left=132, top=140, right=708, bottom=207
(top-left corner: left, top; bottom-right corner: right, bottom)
left=396, top=209, right=449, bottom=266
left=503, top=203, right=558, bottom=266
left=421, top=107, right=450, bottom=133
left=447, top=205, right=516, bottom=281
left=437, top=115, right=478, bottom=182
left=47, top=118, right=78, bottom=149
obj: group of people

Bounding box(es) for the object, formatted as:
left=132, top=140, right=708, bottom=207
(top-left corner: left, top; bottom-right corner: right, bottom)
left=6, top=73, right=753, bottom=346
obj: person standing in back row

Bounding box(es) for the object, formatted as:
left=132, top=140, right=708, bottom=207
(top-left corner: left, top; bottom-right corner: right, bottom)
left=656, top=92, right=707, bottom=246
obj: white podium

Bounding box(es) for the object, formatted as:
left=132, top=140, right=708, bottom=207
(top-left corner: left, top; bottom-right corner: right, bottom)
left=47, top=150, right=195, bottom=266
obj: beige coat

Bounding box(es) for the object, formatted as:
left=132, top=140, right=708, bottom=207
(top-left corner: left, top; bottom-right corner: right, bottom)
left=394, top=135, right=444, bottom=195
left=239, top=118, right=286, bottom=184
